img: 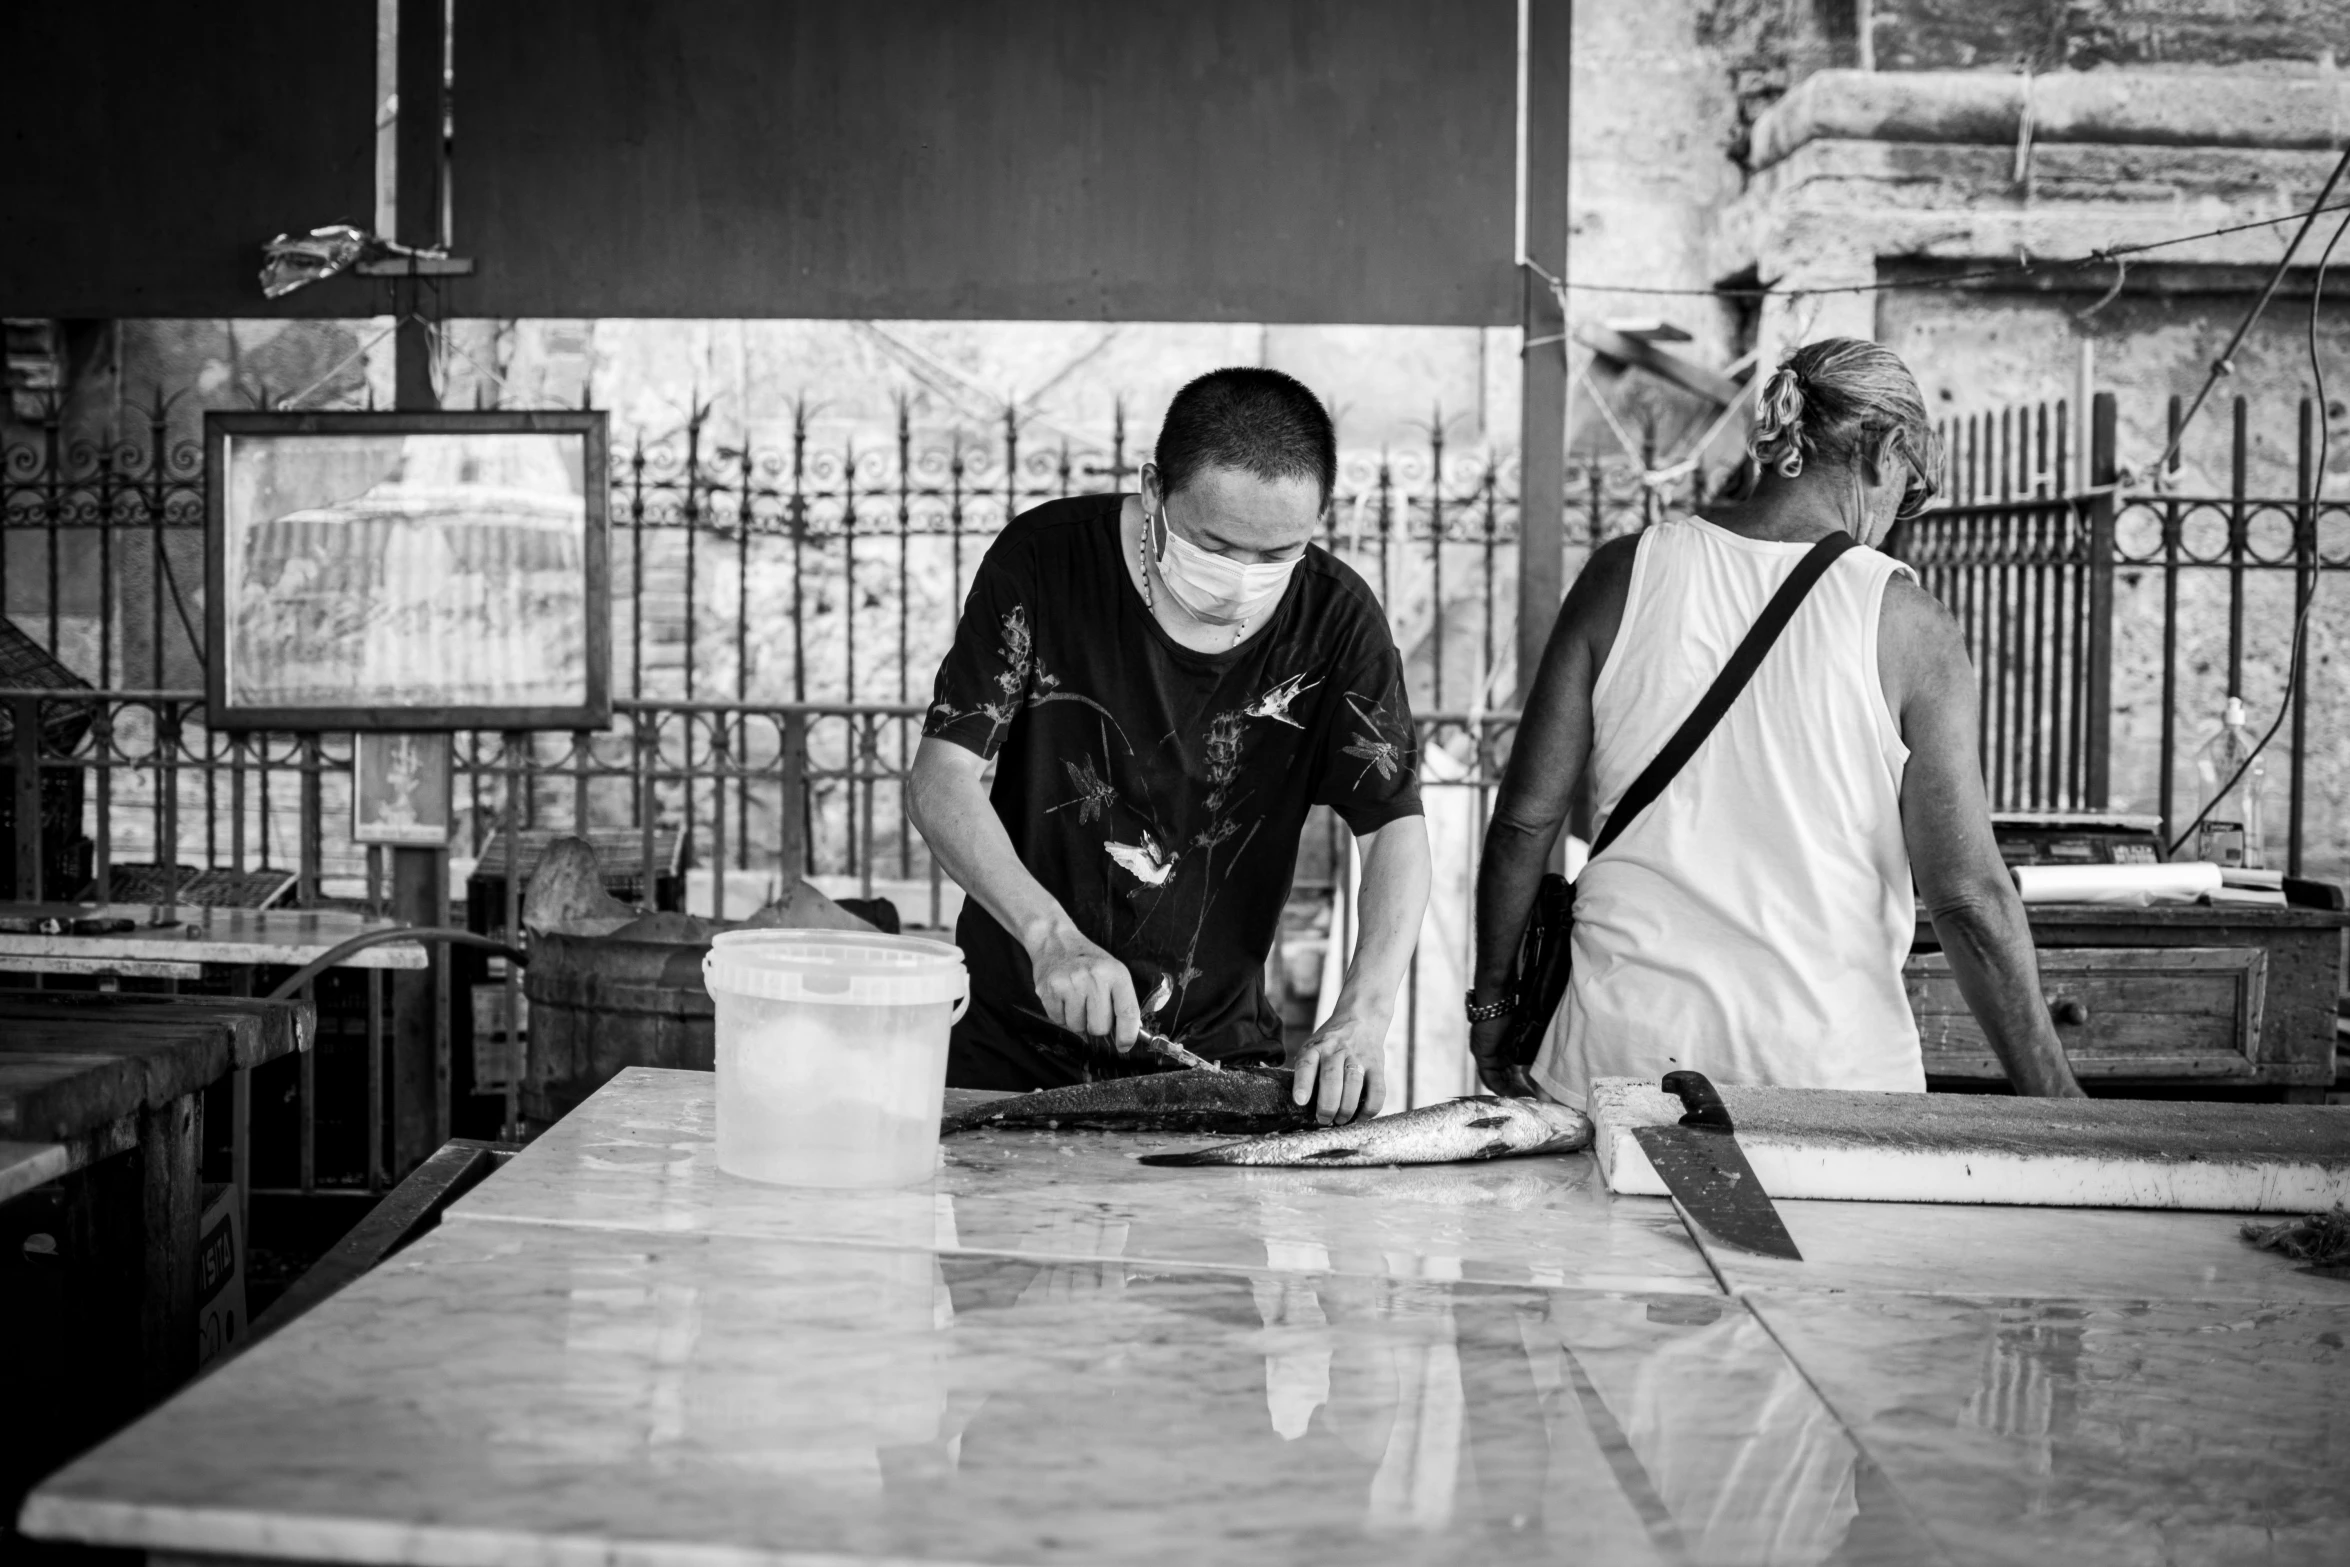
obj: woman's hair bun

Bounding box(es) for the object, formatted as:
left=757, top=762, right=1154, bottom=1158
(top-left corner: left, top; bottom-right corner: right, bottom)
left=1744, top=338, right=1941, bottom=508
left=1752, top=365, right=1811, bottom=479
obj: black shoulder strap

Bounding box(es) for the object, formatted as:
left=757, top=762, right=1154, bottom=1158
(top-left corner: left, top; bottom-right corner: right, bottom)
left=1587, top=530, right=1858, bottom=859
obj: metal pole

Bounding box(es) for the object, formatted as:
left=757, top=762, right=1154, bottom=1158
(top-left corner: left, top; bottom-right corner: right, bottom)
left=503, top=732, right=524, bottom=1139
left=2084, top=394, right=2118, bottom=808
left=388, top=0, right=451, bottom=1177
left=2289, top=399, right=2314, bottom=875
left=2227, top=400, right=2248, bottom=699
left=1514, top=0, right=1571, bottom=706
left=367, top=967, right=384, bottom=1193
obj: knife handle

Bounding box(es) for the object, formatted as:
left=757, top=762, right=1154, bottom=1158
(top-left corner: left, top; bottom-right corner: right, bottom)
left=1660, top=1070, right=1736, bottom=1133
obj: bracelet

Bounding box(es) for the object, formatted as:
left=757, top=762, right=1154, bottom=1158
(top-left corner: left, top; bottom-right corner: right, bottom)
left=1464, top=989, right=1510, bottom=1024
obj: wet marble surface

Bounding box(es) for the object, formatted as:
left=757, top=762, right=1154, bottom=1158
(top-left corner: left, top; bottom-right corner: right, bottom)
left=1691, top=1197, right=2350, bottom=1303
left=25, top=1219, right=1932, bottom=1567
left=443, top=1068, right=1718, bottom=1293
left=1750, top=1292, right=2350, bottom=1567
left=27, top=1068, right=2350, bottom=1566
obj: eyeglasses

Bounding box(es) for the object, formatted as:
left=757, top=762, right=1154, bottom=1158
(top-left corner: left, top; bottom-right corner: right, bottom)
left=1893, top=436, right=1943, bottom=521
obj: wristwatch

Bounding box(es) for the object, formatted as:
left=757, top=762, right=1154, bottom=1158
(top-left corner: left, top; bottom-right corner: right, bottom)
left=1464, top=988, right=1510, bottom=1024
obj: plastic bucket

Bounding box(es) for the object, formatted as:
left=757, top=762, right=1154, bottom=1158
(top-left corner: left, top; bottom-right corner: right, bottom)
left=702, top=929, right=969, bottom=1188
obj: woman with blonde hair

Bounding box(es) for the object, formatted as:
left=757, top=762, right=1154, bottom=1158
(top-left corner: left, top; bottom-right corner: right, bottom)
left=1467, top=337, right=2084, bottom=1103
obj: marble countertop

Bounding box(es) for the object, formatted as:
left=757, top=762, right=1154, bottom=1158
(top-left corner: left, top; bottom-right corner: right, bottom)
left=21, top=1066, right=2350, bottom=1567
left=440, top=1069, right=1717, bottom=1294
left=0, top=904, right=429, bottom=970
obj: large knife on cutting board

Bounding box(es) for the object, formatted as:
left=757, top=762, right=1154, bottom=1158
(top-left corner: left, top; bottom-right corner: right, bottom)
left=1630, top=1071, right=1802, bottom=1261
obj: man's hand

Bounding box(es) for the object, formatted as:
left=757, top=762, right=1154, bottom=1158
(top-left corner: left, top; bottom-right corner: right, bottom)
left=1286, top=1008, right=1388, bottom=1125
left=1468, top=1013, right=1537, bottom=1098
left=1025, top=921, right=1140, bottom=1048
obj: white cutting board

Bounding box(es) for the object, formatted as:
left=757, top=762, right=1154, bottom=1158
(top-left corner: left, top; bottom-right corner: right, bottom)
left=1590, top=1077, right=2350, bottom=1212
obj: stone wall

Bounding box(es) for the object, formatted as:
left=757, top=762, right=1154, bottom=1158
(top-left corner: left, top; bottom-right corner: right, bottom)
left=1873, top=1, right=2350, bottom=73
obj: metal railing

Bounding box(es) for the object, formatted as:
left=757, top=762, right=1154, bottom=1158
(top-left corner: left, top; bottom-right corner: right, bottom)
left=1899, top=391, right=2350, bottom=877
left=1902, top=394, right=2113, bottom=812
left=0, top=385, right=1652, bottom=1186
left=1, top=395, right=1676, bottom=884
left=2118, top=397, right=2350, bottom=872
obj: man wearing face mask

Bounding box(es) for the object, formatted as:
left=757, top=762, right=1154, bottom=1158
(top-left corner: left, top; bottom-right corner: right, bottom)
left=909, top=368, right=1431, bottom=1124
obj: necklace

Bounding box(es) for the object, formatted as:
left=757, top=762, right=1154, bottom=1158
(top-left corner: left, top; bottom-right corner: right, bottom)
left=1138, top=504, right=1247, bottom=646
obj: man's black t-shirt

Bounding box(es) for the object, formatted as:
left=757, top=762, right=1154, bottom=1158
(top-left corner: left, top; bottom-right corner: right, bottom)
left=924, top=494, right=1422, bottom=1089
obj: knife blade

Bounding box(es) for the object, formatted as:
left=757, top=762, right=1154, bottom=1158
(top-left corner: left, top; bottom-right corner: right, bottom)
left=1630, top=1070, right=1802, bottom=1261
left=1086, top=1027, right=1225, bottom=1074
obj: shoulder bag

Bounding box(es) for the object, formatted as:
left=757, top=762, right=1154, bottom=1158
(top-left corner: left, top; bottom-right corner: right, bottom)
left=1495, top=530, right=1859, bottom=1076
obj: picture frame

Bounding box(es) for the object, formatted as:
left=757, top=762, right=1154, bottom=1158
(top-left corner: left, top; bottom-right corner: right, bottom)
left=204, top=410, right=611, bottom=730
left=351, top=731, right=454, bottom=847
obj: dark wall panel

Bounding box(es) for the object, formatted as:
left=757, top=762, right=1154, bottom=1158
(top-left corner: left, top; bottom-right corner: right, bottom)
left=453, top=0, right=1517, bottom=324
left=2, top=3, right=377, bottom=319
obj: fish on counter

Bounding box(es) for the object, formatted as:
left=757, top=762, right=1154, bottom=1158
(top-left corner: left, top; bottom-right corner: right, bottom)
left=1137, top=1094, right=1592, bottom=1168
left=940, top=1065, right=1316, bottom=1136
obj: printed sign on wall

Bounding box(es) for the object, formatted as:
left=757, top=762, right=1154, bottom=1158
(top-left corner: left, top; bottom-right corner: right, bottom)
left=353, top=732, right=454, bottom=847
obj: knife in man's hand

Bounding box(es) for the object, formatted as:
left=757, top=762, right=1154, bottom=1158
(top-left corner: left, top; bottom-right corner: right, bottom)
left=1630, top=1070, right=1802, bottom=1261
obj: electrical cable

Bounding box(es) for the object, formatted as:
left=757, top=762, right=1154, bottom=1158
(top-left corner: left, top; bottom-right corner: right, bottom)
left=2162, top=197, right=2349, bottom=861
left=2147, top=146, right=2350, bottom=480
left=1528, top=194, right=2350, bottom=301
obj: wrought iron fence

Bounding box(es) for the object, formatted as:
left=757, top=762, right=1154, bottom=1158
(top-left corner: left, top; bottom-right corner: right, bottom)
left=2116, top=397, right=2350, bottom=874
left=5, top=395, right=1641, bottom=1161
left=12, top=382, right=2346, bottom=910
left=605, top=398, right=1653, bottom=717
left=2, top=398, right=1671, bottom=902
left=1896, top=391, right=2350, bottom=879
left=18, top=377, right=2349, bottom=1192
left=1900, top=394, right=2113, bottom=813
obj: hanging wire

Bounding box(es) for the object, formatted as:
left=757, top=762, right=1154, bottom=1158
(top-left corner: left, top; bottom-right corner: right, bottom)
left=1528, top=193, right=2350, bottom=301
left=2146, top=146, right=2350, bottom=479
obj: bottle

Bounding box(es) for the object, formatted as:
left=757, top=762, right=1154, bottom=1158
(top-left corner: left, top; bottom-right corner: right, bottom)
left=2192, top=696, right=2265, bottom=870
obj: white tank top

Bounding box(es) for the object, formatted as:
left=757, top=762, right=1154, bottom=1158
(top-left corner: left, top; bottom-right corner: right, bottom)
left=1532, top=515, right=1927, bottom=1108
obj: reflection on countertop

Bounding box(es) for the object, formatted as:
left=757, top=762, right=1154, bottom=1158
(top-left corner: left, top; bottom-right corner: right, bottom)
left=26, top=1220, right=1917, bottom=1567
left=442, top=1067, right=1716, bottom=1292
left=25, top=1068, right=2350, bottom=1567
left=1754, top=1292, right=2350, bottom=1567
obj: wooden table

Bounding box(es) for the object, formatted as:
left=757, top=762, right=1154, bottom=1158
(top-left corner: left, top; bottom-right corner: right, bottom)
left=0, top=991, right=310, bottom=1420
left=0, top=906, right=432, bottom=1205
left=0, top=904, right=429, bottom=982
left=18, top=1066, right=2350, bottom=1566
left=1912, top=902, right=2350, bottom=1096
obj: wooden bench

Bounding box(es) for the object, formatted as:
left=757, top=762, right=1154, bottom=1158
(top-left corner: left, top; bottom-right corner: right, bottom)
left=0, top=992, right=310, bottom=1415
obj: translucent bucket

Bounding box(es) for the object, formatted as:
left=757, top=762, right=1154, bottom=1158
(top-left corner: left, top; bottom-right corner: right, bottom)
left=703, top=930, right=969, bottom=1188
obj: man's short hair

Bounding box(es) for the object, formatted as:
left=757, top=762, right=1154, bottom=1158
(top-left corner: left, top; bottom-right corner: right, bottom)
left=1155, top=368, right=1337, bottom=509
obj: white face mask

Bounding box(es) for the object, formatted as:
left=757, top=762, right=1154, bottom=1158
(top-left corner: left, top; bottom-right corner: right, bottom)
left=1153, top=507, right=1302, bottom=626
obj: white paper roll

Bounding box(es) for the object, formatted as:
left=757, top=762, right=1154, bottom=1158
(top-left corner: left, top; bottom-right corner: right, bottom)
left=2010, top=861, right=2221, bottom=906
